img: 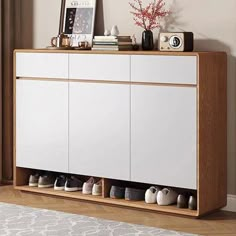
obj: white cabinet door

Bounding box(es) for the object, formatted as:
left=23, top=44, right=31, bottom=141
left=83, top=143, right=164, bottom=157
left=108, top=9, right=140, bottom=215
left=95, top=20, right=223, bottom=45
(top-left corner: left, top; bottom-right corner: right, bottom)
left=69, top=82, right=130, bottom=180
left=69, top=54, right=130, bottom=81
left=131, top=85, right=197, bottom=189
left=131, top=55, right=197, bottom=85
left=16, top=53, right=68, bottom=79
left=16, top=80, right=68, bottom=172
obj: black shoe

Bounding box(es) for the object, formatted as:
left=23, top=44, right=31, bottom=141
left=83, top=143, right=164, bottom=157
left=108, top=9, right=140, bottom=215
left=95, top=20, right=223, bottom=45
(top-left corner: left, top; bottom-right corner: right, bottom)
left=125, top=188, right=145, bottom=201
left=65, top=176, right=83, bottom=192
left=54, top=175, right=66, bottom=191
left=38, top=173, right=55, bottom=188
left=188, top=196, right=197, bottom=210
left=110, top=186, right=125, bottom=199
left=177, top=194, right=188, bottom=208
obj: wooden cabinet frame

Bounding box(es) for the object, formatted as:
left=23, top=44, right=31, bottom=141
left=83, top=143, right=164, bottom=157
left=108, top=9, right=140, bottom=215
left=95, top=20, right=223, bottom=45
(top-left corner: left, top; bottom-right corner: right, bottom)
left=13, top=50, right=227, bottom=217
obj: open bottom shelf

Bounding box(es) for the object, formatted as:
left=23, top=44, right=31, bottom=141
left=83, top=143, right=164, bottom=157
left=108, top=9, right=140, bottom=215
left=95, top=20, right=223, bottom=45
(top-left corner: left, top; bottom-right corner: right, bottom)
left=15, top=185, right=198, bottom=217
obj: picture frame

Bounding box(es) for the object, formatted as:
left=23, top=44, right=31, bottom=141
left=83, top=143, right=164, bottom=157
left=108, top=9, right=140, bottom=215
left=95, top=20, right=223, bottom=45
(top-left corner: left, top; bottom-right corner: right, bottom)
left=59, top=0, right=97, bottom=47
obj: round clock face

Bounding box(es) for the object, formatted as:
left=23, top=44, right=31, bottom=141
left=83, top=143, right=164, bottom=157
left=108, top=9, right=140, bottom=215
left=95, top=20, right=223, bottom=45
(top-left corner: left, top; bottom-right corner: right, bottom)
left=169, top=36, right=182, bottom=49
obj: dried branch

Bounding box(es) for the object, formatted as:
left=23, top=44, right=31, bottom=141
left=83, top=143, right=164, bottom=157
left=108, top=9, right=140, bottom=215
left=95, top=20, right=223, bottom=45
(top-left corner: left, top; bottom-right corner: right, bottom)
left=129, top=0, right=170, bottom=30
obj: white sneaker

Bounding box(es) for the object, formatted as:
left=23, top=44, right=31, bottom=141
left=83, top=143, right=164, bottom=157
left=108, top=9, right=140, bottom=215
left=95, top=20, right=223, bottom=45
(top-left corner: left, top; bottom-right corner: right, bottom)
left=145, top=186, right=161, bottom=204
left=157, top=188, right=178, bottom=206
left=92, top=179, right=102, bottom=196
left=82, top=177, right=95, bottom=195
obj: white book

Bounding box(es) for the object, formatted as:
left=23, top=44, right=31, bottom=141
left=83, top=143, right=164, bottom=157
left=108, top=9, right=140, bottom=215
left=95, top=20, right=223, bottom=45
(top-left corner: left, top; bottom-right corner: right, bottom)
left=92, top=47, right=119, bottom=51
left=94, top=36, right=117, bottom=40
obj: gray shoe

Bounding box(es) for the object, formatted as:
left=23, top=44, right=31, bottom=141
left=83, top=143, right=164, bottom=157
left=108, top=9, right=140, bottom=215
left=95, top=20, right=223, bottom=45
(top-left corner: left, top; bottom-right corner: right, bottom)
left=29, top=173, right=40, bottom=187
left=188, top=196, right=197, bottom=210
left=110, top=186, right=125, bottom=199
left=125, top=188, right=145, bottom=201
left=38, top=174, right=55, bottom=188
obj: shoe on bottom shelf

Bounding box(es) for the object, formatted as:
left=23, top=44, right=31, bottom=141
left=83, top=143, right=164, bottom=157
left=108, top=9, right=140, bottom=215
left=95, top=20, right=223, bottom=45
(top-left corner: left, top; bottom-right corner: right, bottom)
left=65, top=176, right=83, bottom=192
left=82, top=177, right=95, bottom=195
left=157, top=188, right=178, bottom=206
left=38, top=174, right=55, bottom=188
left=54, top=175, right=66, bottom=191
left=92, top=179, right=102, bottom=196
left=188, top=196, right=197, bottom=210
left=145, top=186, right=161, bottom=204
left=29, top=173, right=40, bottom=187
left=177, top=194, right=189, bottom=208
left=110, top=186, right=125, bottom=199
left=125, top=188, right=145, bottom=201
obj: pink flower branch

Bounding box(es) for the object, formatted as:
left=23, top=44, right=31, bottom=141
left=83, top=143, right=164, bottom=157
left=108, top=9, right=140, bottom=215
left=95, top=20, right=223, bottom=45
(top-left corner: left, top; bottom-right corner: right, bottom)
left=129, top=0, right=170, bottom=30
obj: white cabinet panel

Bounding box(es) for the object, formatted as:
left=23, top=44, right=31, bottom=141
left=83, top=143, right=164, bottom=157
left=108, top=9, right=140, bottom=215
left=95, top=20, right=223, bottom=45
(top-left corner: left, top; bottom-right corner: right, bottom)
left=16, top=80, right=68, bottom=172
left=16, top=53, right=68, bottom=79
left=69, top=82, right=130, bottom=180
left=131, top=85, right=197, bottom=189
left=131, top=55, right=197, bottom=84
left=69, top=54, right=130, bottom=81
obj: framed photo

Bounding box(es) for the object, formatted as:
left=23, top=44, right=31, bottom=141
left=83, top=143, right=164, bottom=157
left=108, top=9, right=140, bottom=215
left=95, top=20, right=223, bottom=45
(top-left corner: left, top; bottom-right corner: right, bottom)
left=59, top=0, right=97, bottom=47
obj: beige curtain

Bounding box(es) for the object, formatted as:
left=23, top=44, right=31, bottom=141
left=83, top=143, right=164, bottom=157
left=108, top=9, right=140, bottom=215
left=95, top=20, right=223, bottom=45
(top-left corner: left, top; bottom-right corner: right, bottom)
left=0, top=0, right=21, bottom=183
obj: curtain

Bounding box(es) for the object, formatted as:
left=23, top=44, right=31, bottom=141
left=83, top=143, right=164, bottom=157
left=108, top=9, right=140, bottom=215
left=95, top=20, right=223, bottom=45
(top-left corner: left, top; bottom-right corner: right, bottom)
left=0, top=0, right=21, bottom=183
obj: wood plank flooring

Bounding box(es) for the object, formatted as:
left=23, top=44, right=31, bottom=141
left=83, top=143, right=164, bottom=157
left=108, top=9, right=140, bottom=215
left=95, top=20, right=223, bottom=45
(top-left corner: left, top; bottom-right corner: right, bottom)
left=0, top=186, right=236, bottom=235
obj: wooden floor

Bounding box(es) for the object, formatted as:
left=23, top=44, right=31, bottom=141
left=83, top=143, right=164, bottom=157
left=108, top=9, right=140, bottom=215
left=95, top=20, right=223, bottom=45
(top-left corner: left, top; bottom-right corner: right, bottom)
left=0, top=186, right=236, bottom=235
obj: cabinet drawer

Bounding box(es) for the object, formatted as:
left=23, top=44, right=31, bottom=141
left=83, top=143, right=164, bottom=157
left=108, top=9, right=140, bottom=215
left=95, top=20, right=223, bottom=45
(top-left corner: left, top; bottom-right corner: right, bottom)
left=131, top=55, right=197, bottom=84
left=69, top=54, right=130, bottom=81
left=16, top=53, right=68, bottom=79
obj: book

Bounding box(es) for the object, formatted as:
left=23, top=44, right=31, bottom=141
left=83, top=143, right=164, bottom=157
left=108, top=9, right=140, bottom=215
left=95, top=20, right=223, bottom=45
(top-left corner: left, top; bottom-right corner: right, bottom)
left=92, top=45, right=119, bottom=48
left=94, top=36, right=117, bottom=40
left=93, top=41, right=118, bottom=45
left=92, top=47, right=119, bottom=51
left=118, top=42, right=133, bottom=45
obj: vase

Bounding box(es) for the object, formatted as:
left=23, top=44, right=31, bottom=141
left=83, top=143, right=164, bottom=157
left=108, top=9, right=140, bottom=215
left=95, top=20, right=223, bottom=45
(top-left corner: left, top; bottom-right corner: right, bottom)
left=111, top=25, right=119, bottom=36
left=142, top=30, right=154, bottom=50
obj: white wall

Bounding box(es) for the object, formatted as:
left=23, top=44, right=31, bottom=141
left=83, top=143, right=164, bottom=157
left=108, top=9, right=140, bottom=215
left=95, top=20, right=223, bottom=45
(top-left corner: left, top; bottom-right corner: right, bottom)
left=23, top=0, right=236, bottom=194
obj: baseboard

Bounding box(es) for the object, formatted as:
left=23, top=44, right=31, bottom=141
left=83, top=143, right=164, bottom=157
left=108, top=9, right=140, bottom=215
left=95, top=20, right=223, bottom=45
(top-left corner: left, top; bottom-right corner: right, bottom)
left=222, top=194, right=236, bottom=212
left=0, top=180, right=13, bottom=185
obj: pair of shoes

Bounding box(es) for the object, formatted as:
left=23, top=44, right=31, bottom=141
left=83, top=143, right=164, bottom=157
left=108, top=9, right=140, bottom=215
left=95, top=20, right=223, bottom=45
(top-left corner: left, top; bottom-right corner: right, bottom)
left=145, top=186, right=178, bottom=205
left=157, top=188, right=178, bottom=206
left=110, top=186, right=145, bottom=201
left=82, top=177, right=102, bottom=196
left=29, top=173, right=55, bottom=188
left=145, top=186, right=161, bottom=204
left=125, top=188, right=145, bottom=201
left=110, top=186, right=125, bottom=199
left=177, top=194, right=197, bottom=210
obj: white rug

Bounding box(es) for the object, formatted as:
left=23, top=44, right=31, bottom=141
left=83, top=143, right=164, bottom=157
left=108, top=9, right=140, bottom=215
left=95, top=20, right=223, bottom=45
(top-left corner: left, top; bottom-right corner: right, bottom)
left=0, top=202, right=197, bottom=236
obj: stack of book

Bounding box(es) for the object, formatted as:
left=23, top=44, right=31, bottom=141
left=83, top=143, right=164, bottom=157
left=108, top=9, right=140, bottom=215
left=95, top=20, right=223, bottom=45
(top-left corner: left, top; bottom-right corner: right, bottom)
left=92, top=36, right=133, bottom=51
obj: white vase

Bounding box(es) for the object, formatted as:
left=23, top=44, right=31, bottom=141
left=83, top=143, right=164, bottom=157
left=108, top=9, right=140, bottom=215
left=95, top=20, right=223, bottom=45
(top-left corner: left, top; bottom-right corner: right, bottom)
left=111, top=25, right=119, bottom=36
left=104, top=29, right=111, bottom=36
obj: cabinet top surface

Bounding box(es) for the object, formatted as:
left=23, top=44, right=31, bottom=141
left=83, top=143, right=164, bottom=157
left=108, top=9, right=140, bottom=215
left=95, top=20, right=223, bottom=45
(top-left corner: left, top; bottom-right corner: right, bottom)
left=14, top=49, right=226, bottom=56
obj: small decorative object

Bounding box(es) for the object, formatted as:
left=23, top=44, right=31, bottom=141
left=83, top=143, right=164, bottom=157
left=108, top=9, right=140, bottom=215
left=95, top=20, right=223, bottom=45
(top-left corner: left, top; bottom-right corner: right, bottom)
left=78, top=41, right=89, bottom=49
left=111, top=25, right=120, bottom=36
left=159, top=32, right=194, bottom=52
left=104, top=29, right=111, bottom=36
left=59, top=0, right=97, bottom=47
left=132, top=34, right=139, bottom=50
left=51, top=32, right=72, bottom=48
left=129, top=0, right=169, bottom=50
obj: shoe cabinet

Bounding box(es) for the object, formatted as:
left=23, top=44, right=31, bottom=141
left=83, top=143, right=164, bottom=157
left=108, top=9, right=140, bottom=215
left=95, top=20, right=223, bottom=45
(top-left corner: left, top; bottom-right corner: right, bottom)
left=13, top=50, right=227, bottom=217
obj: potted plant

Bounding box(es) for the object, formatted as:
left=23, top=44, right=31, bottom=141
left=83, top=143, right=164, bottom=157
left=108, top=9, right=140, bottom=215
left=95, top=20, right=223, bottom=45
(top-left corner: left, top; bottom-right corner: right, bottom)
left=129, top=0, right=170, bottom=50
